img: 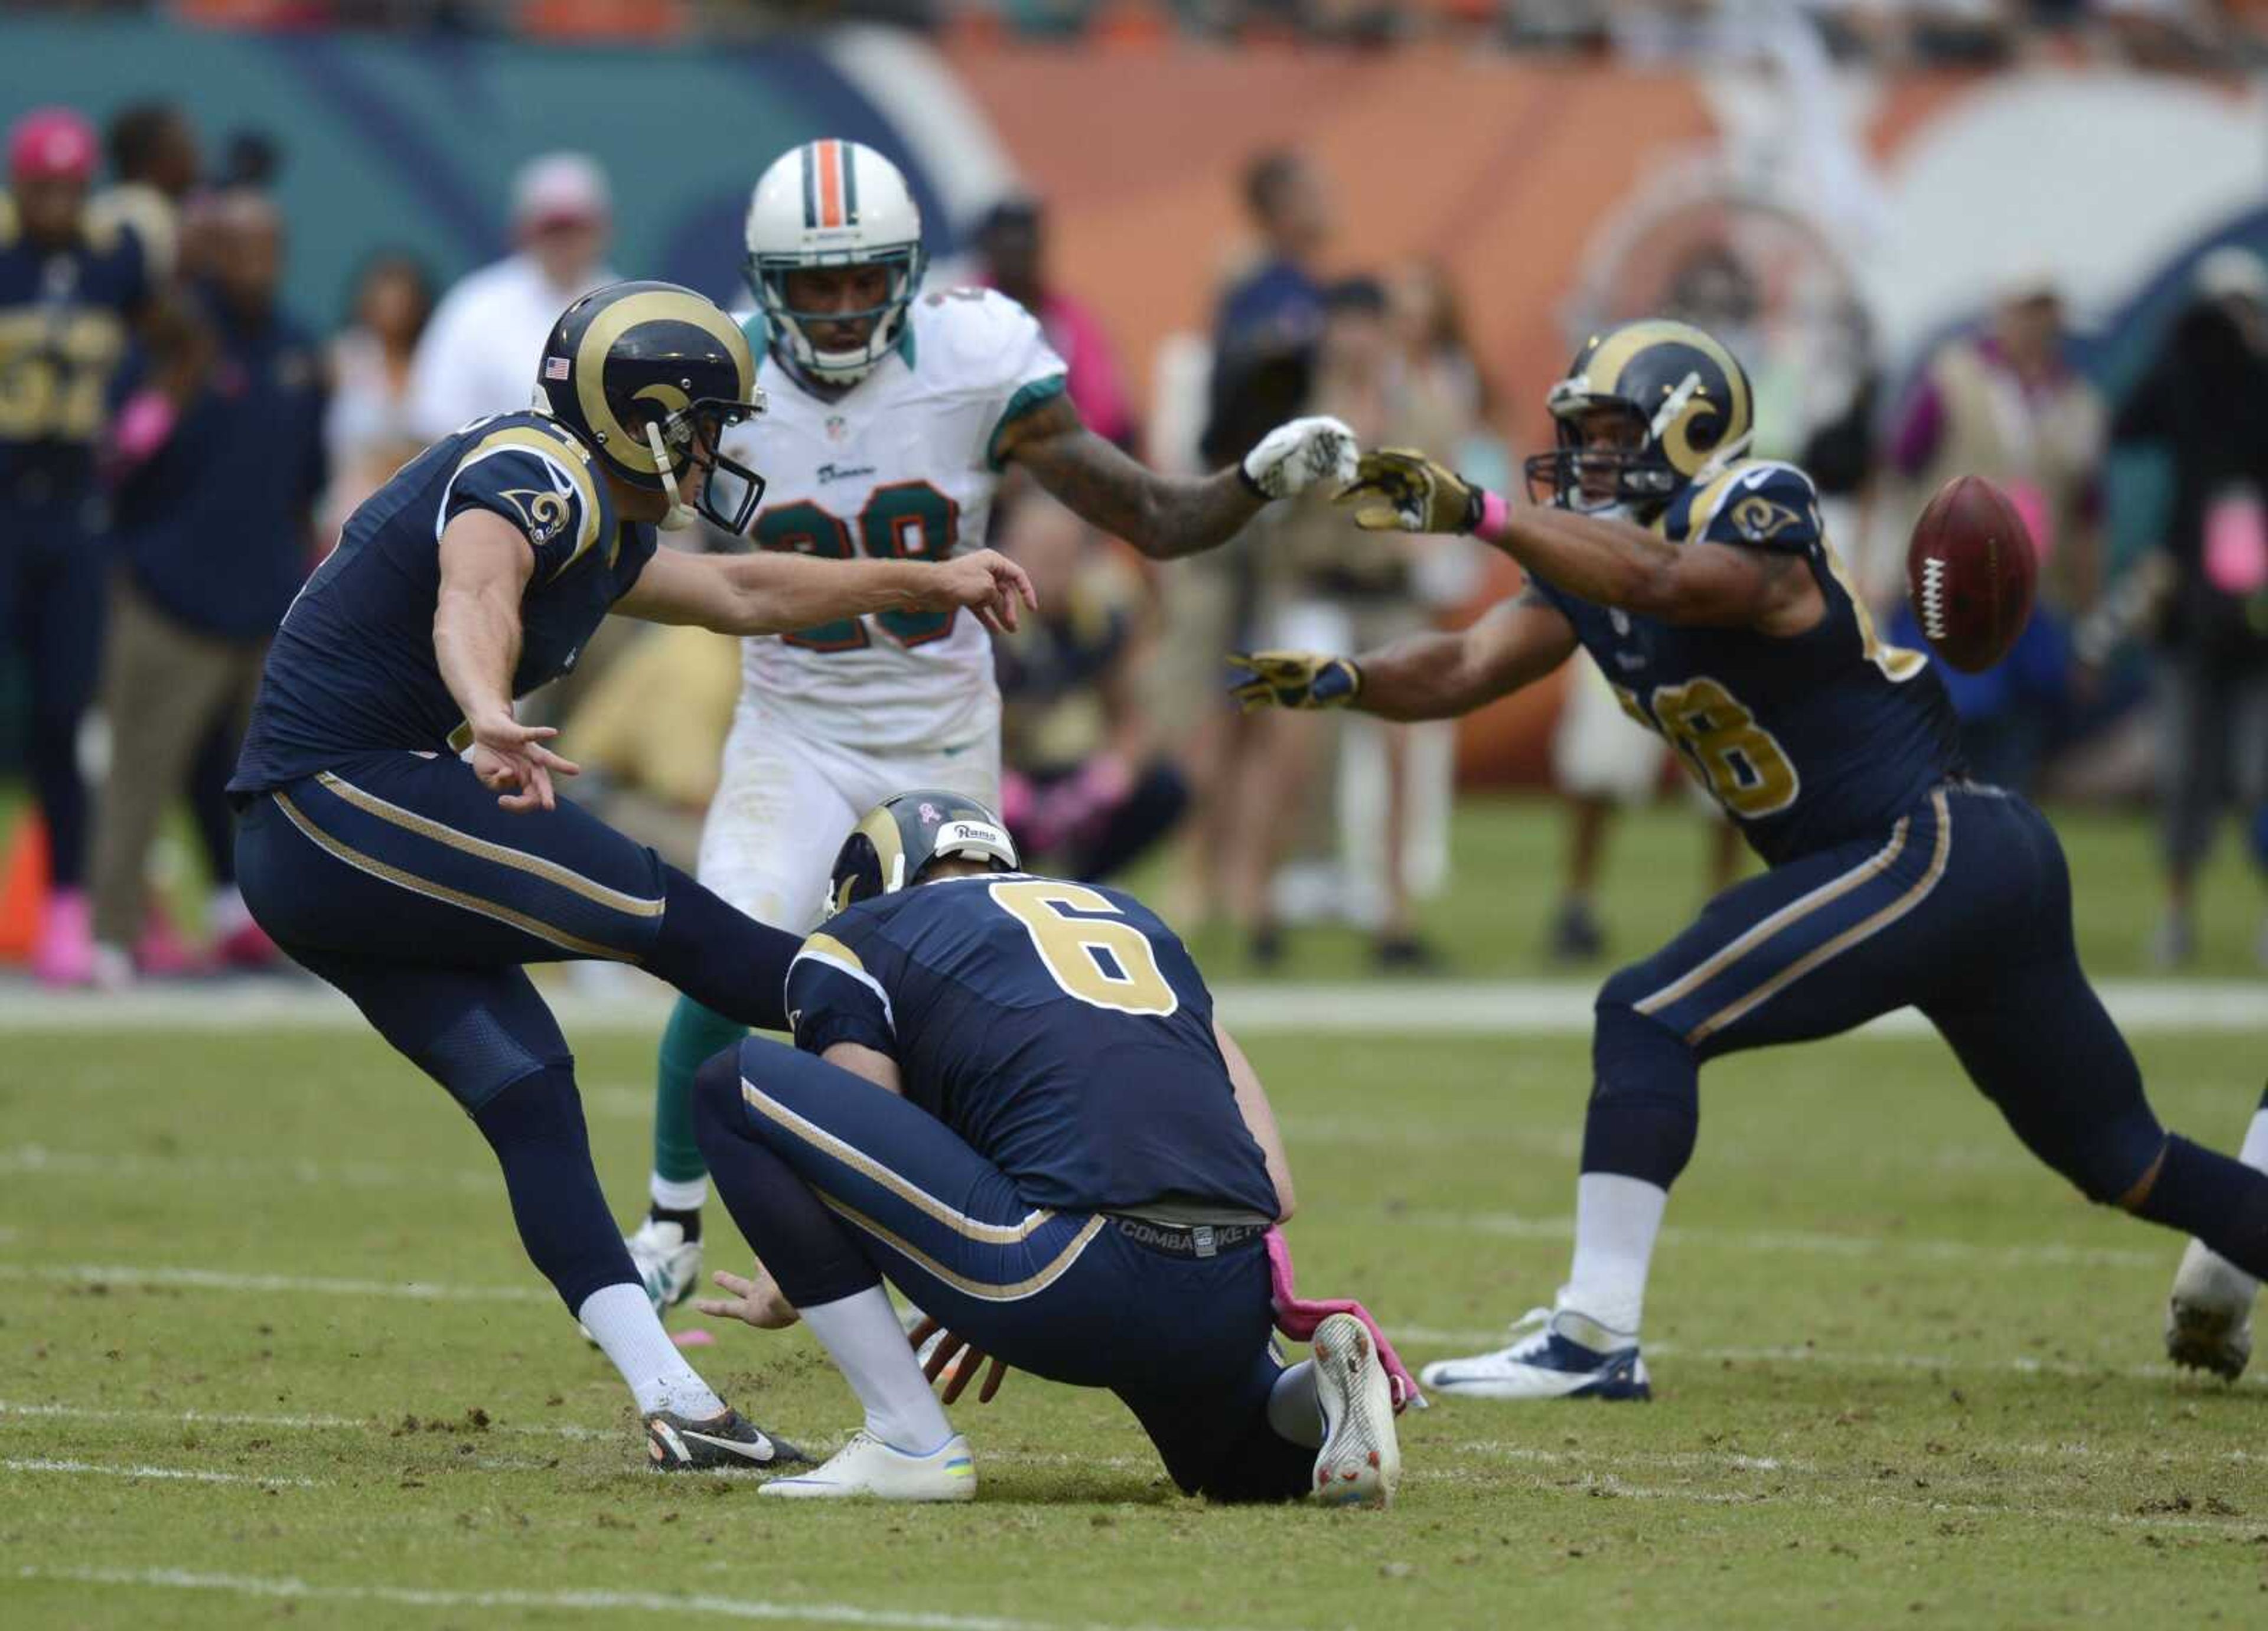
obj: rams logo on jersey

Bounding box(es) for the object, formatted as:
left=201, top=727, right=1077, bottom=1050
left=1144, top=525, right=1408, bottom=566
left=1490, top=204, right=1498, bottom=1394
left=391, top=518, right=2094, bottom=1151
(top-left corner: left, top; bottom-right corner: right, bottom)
left=1727, top=495, right=1803, bottom=543
left=498, top=487, right=572, bottom=546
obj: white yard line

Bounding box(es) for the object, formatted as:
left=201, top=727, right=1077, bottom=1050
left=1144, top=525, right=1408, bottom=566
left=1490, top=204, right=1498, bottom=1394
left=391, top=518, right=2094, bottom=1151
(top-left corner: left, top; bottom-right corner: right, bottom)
left=1, top=977, right=2262, bottom=1036
left=1396, top=1325, right=2268, bottom=1387
left=1412, top=1210, right=2171, bottom=1270
left=9, top=1565, right=1250, bottom=1631
left=0, top=1144, right=493, bottom=1194
left=3, top=1456, right=322, bottom=1487
left=0, top=1261, right=555, bottom=1304
left=0, top=1398, right=609, bottom=1441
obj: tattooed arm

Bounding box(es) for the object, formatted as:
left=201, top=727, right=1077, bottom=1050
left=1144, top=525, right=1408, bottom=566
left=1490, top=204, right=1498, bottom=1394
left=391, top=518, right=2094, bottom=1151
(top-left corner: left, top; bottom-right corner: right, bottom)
left=998, top=394, right=1353, bottom=561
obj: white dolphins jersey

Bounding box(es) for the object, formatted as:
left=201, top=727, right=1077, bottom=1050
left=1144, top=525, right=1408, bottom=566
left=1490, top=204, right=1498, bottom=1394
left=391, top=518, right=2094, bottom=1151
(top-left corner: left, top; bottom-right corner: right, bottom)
left=724, top=287, right=1067, bottom=752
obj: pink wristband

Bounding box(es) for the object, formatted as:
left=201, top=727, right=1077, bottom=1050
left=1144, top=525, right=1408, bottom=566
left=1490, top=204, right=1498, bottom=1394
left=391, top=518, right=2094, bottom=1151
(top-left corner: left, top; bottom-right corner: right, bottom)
left=1474, top=487, right=1511, bottom=543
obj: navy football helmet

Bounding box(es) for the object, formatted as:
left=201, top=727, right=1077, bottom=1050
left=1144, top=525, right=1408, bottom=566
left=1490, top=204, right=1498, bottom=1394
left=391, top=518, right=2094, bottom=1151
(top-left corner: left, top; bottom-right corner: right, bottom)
left=1523, top=319, right=1754, bottom=520
left=827, top=791, right=1020, bottom=915
left=536, top=279, right=768, bottom=533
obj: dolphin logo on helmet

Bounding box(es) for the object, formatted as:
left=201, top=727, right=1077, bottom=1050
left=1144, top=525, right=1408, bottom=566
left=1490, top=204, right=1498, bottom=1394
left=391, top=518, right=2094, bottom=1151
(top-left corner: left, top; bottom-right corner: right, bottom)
left=535, top=279, right=770, bottom=534
left=1522, top=319, right=1754, bottom=521
left=743, top=139, right=927, bottom=388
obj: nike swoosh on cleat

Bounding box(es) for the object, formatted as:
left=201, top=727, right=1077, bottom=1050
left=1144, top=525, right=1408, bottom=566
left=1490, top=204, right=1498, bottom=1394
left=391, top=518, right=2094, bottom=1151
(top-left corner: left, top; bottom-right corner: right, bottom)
left=685, top=1429, right=777, bottom=1463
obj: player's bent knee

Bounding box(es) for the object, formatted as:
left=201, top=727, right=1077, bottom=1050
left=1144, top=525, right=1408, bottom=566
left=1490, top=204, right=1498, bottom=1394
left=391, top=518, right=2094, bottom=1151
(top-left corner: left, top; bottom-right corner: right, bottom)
left=690, top=1047, right=747, bottom=1164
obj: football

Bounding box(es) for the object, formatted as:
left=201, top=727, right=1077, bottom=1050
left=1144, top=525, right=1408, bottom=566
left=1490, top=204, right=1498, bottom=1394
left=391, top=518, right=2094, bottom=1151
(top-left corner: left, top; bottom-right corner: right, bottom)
left=1906, top=474, right=2038, bottom=673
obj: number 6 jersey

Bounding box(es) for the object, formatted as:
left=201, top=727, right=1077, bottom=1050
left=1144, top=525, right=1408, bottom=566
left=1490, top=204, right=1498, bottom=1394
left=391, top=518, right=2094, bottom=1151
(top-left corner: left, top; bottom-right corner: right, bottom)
left=783, top=872, right=1280, bottom=1221
left=1526, top=458, right=1964, bottom=866
left=725, top=287, right=1067, bottom=752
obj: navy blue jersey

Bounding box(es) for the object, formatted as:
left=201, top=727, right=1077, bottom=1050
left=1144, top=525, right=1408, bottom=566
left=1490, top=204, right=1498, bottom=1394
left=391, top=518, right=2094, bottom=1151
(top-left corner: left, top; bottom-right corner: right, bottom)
left=784, top=873, right=1279, bottom=1220
left=1529, top=459, right=1963, bottom=866
left=232, top=412, right=649, bottom=793
left=0, top=198, right=148, bottom=507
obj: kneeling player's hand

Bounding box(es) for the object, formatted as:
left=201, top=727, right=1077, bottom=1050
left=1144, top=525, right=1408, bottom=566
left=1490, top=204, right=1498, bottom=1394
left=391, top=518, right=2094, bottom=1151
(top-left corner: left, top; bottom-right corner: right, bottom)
left=468, top=711, right=581, bottom=814
left=1226, top=651, right=1363, bottom=712
left=931, top=547, right=1038, bottom=635
left=1241, top=415, right=1360, bottom=501
left=907, top=1316, right=1009, bottom=1405
left=1340, top=449, right=1481, bottom=536
left=696, top=1265, right=801, bottom=1331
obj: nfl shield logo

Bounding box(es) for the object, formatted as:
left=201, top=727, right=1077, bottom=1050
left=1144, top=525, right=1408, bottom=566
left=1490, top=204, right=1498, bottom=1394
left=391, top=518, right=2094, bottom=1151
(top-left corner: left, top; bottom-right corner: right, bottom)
left=825, top=415, right=848, bottom=443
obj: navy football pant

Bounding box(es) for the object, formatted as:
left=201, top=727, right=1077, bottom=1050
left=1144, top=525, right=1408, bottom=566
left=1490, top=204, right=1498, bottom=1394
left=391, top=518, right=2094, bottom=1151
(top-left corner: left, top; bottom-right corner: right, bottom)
left=1586, top=783, right=2268, bottom=1273
left=695, top=1041, right=1311, bottom=1503
left=233, top=752, right=803, bottom=1314
left=0, top=513, right=105, bottom=886
left=236, top=752, right=799, bottom=1110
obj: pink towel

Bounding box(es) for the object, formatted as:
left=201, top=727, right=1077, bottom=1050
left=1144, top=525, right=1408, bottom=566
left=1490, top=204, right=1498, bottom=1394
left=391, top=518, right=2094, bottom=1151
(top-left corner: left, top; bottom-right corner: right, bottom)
left=1266, top=1228, right=1425, bottom=1413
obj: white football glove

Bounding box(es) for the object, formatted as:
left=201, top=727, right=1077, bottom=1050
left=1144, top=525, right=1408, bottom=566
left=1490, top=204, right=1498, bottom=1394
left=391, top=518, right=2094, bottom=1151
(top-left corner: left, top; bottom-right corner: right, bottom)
left=1240, top=415, right=1359, bottom=502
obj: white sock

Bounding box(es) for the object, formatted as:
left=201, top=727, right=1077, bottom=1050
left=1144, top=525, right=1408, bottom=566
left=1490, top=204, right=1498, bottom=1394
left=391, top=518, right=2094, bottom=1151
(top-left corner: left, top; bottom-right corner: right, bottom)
left=800, top=1286, right=953, bottom=1456
left=208, top=885, right=253, bottom=937
left=575, top=1283, right=725, bottom=1419
left=649, top=1172, right=709, bottom=1213
left=2240, top=1108, right=2268, bottom=1172
left=1266, top=1360, right=1322, bottom=1448
left=1560, top=1171, right=1667, bottom=1335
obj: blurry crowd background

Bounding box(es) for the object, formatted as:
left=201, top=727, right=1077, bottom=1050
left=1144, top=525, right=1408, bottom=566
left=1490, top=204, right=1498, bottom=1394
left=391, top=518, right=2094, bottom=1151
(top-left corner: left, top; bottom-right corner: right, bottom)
left=4, top=4, right=2267, bottom=990
left=19, top=0, right=2268, bottom=68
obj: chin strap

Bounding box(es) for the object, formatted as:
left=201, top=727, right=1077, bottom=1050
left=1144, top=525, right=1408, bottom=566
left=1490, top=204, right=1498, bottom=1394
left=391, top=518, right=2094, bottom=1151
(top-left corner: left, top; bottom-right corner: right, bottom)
left=646, top=421, right=699, bottom=532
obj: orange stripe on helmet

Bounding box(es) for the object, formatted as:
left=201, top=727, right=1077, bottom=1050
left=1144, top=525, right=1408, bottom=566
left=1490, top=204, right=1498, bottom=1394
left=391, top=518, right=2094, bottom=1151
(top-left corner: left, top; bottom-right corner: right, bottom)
left=817, top=139, right=845, bottom=229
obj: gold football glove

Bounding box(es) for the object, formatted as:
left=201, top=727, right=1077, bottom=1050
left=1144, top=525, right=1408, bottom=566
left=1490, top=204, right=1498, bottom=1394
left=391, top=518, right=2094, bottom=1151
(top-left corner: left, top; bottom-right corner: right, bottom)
left=1341, top=448, right=1481, bottom=535
left=1227, top=651, right=1363, bottom=712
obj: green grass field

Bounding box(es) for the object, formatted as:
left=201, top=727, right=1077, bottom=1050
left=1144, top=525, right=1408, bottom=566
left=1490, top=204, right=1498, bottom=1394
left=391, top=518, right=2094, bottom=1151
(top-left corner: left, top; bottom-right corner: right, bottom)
left=3, top=798, right=2266, bottom=1629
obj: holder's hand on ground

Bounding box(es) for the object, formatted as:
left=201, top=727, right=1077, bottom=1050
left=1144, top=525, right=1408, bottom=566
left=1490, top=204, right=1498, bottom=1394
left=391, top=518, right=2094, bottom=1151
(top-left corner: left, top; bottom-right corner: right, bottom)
left=1226, top=651, right=1363, bottom=712
left=468, top=712, right=580, bottom=813
left=929, top=547, right=1038, bottom=635
left=695, top=1266, right=801, bottom=1330
left=907, top=1316, right=1010, bottom=1405
left=1240, top=416, right=1359, bottom=501
left=1341, top=448, right=1481, bottom=535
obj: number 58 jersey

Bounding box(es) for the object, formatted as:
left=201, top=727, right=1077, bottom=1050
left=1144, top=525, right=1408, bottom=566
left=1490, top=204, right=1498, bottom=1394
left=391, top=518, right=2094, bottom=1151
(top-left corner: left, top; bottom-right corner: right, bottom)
left=783, top=873, right=1280, bottom=1221
left=1529, top=459, right=1965, bottom=867
left=725, top=288, right=1067, bottom=752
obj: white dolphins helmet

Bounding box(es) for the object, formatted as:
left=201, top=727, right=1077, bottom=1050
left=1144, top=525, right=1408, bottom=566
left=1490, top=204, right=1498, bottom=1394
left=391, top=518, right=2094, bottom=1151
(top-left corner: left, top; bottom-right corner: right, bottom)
left=743, top=139, right=926, bottom=387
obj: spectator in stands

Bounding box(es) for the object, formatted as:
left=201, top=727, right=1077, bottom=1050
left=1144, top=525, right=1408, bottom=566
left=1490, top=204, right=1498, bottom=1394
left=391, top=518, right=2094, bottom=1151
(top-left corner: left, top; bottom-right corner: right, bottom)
left=994, top=485, right=1187, bottom=883
left=975, top=195, right=1135, bottom=450
left=88, top=189, right=327, bottom=987
left=89, top=100, right=199, bottom=282
left=1237, top=275, right=1469, bottom=967
left=2, top=107, right=158, bottom=986
left=1159, top=148, right=1336, bottom=944
left=407, top=151, right=614, bottom=437
left=324, top=250, right=434, bottom=536
left=1888, top=272, right=2106, bottom=787
left=2113, top=246, right=2268, bottom=967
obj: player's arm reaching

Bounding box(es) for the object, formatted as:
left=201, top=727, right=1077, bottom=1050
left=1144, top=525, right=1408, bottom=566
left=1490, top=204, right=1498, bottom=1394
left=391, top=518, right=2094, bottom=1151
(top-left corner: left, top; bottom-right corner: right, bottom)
left=434, top=509, right=581, bottom=812
left=615, top=544, right=1036, bottom=638
left=1214, top=1020, right=1295, bottom=1224
left=1340, top=450, right=1823, bottom=632
left=996, top=393, right=1355, bottom=561
left=1230, top=592, right=1579, bottom=723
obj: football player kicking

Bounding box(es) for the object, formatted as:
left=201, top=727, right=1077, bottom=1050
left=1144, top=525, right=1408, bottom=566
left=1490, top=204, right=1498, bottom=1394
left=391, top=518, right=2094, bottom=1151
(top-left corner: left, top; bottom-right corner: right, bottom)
left=687, top=791, right=1408, bottom=1503
left=629, top=140, right=1358, bottom=1314
left=1232, top=318, right=2268, bottom=1399
left=226, top=280, right=1034, bottom=1467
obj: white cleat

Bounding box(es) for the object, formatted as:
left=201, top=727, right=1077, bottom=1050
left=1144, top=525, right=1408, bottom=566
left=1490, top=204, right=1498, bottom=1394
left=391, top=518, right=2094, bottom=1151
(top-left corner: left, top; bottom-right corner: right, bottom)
left=1309, top=1312, right=1401, bottom=1508
left=760, top=1430, right=976, bottom=1501
left=625, top=1218, right=704, bottom=1316
left=2166, top=1238, right=2257, bottom=1382
left=1418, top=1306, right=1651, bottom=1401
